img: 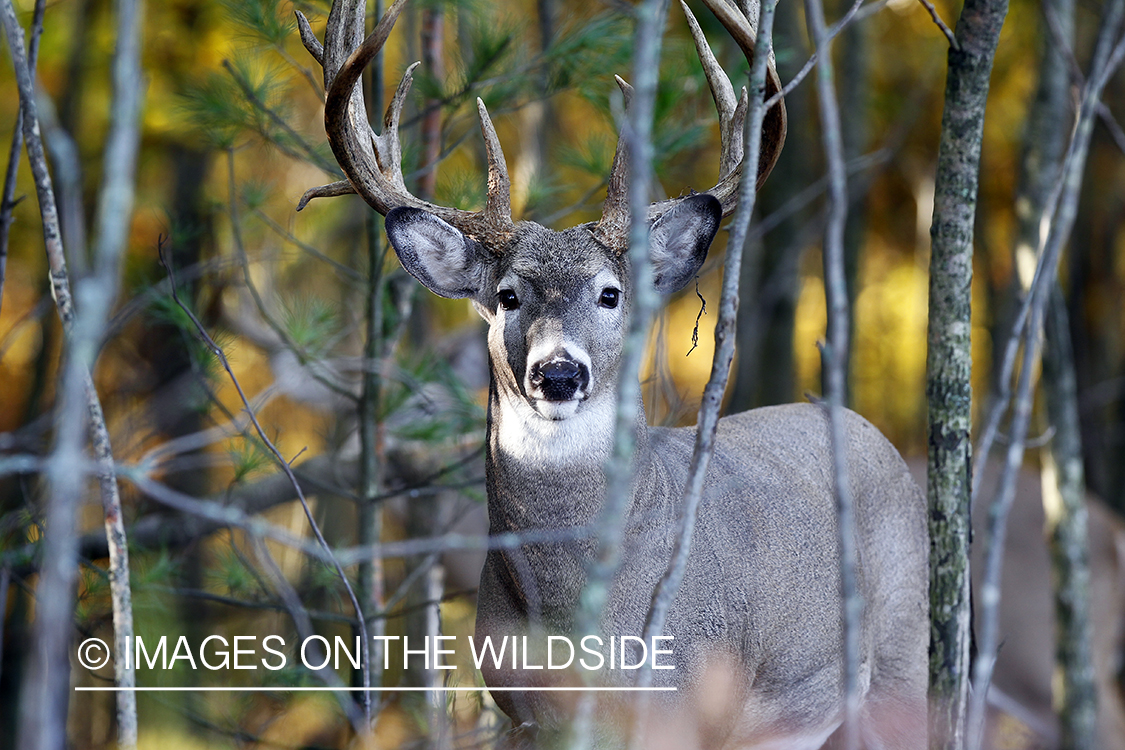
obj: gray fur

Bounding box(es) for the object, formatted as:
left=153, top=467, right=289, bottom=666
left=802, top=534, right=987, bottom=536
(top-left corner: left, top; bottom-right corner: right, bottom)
left=385, top=207, right=929, bottom=749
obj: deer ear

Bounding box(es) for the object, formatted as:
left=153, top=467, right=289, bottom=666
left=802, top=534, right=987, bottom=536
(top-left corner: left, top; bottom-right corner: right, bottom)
left=648, top=194, right=722, bottom=293
left=385, top=207, right=489, bottom=299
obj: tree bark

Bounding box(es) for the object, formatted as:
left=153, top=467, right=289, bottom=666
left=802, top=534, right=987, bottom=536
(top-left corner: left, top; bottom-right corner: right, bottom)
left=925, top=0, right=1009, bottom=745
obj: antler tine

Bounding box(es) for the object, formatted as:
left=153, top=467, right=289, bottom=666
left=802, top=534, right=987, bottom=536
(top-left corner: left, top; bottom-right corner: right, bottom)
left=594, top=75, right=634, bottom=251
left=682, top=0, right=745, bottom=182
left=696, top=0, right=786, bottom=203
left=294, top=11, right=324, bottom=65
left=592, top=0, right=786, bottom=251
left=305, top=0, right=515, bottom=248
left=375, top=61, right=420, bottom=192
left=477, top=99, right=514, bottom=228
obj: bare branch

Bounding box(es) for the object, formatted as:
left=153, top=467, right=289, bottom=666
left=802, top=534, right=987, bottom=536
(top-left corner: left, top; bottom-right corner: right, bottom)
left=252, top=207, right=363, bottom=282
left=248, top=535, right=367, bottom=733
left=917, top=0, right=960, bottom=49
left=225, top=149, right=359, bottom=404
left=578, top=0, right=673, bottom=663
left=639, top=0, right=780, bottom=685
left=804, top=0, right=861, bottom=743
left=222, top=59, right=339, bottom=175
left=764, top=0, right=868, bottom=111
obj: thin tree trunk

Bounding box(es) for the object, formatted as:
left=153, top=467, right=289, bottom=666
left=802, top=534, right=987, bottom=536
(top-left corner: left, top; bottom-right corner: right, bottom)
left=640, top=0, right=780, bottom=692
left=88, top=2, right=145, bottom=743
left=0, top=0, right=43, bottom=323
left=1008, top=0, right=1096, bottom=744
left=925, top=0, right=1008, bottom=745
left=1042, top=286, right=1097, bottom=750
left=417, top=7, right=443, bottom=200
left=403, top=2, right=445, bottom=710
left=3, top=4, right=91, bottom=748
left=804, top=0, right=860, bottom=743
left=969, top=0, right=1125, bottom=745
left=357, top=0, right=387, bottom=710
left=572, top=1, right=673, bottom=746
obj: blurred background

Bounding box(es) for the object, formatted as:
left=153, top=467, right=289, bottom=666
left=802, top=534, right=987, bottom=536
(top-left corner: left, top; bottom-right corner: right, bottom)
left=0, top=0, right=1123, bottom=747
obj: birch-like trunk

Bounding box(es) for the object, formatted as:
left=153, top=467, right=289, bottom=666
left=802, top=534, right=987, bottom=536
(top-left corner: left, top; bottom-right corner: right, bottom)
left=925, top=0, right=1009, bottom=745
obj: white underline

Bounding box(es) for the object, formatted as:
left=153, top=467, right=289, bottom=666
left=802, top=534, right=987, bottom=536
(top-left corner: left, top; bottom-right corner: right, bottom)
left=75, top=686, right=676, bottom=692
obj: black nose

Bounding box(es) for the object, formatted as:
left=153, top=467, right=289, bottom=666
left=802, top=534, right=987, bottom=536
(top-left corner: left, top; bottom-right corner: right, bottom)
left=529, top=359, right=590, bottom=401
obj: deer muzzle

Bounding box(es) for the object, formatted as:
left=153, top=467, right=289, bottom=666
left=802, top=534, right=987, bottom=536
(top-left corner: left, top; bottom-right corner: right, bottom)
left=528, top=357, right=590, bottom=403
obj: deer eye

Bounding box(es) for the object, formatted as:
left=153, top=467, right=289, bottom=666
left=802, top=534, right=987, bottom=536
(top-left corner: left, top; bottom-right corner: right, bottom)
left=598, top=288, right=620, bottom=309
left=498, top=289, right=520, bottom=311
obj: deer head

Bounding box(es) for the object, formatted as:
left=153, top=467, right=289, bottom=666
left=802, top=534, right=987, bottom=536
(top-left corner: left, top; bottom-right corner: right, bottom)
left=297, top=0, right=785, bottom=443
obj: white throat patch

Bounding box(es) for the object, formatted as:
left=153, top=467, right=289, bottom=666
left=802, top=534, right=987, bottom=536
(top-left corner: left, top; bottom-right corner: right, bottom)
left=495, top=392, right=615, bottom=467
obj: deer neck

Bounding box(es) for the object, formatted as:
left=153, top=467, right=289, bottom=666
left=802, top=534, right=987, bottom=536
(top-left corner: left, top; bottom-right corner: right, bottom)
left=486, top=377, right=652, bottom=531
left=485, top=377, right=653, bottom=628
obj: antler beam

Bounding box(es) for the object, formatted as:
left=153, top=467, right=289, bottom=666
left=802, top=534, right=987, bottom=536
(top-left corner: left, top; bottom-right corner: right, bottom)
left=298, top=0, right=516, bottom=249
left=594, top=0, right=786, bottom=251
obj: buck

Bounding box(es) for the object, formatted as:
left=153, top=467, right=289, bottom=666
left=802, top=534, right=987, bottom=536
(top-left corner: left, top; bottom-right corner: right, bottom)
left=299, top=0, right=928, bottom=746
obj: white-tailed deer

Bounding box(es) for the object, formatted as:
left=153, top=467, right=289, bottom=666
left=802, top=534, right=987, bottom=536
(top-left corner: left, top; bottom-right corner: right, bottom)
left=299, top=0, right=928, bottom=746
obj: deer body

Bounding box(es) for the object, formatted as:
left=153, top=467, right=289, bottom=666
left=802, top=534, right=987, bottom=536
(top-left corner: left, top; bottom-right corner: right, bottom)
left=381, top=211, right=929, bottom=748
left=479, top=404, right=928, bottom=747
left=304, top=0, right=928, bottom=745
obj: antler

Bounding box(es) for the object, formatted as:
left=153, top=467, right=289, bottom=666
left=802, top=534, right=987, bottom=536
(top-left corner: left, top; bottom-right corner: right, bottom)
left=594, top=0, right=787, bottom=251
left=297, top=0, right=516, bottom=250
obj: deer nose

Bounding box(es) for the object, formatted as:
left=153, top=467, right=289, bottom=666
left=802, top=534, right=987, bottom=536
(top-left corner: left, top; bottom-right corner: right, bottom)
left=529, top=358, right=590, bottom=402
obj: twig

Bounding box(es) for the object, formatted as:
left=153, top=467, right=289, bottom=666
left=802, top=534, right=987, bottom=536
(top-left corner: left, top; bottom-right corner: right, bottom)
left=918, top=0, right=960, bottom=49
left=157, top=239, right=373, bottom=722
left=573, top=2, right=673, bottom=743
left=639, top=0, right=777, bottom=673
left=112, top=467, right=593, bottom=568
left=141, top=582, right=475, bottom=625
left=1041, top=0, right=1125, bottom=156
left=248, top=535, right=367, bottom=733
left=764, top=0, right=871, bottom=111
left=2, top=3, right=88, bottom=748
left=252, top=208, right=364, bottom=283
left=804, top=0, right=861, bottom=744
left=3, top=449, right=485, bottom=575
